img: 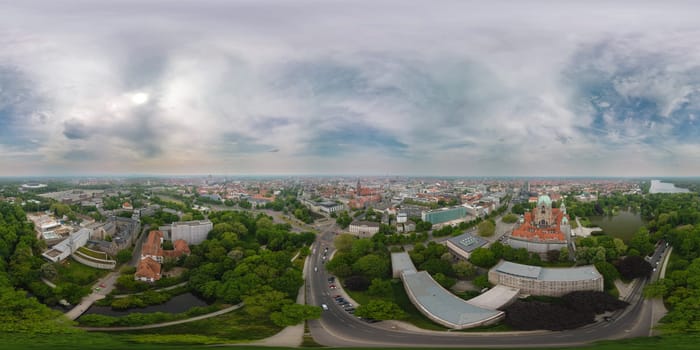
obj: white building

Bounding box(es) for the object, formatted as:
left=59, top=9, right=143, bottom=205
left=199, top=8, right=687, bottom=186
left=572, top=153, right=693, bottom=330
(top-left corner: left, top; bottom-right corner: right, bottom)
left=348, top=220, right=380, bottom=237
left=42, top=228, right=92, bottom=263
left=170, top=220, right=213, bottom=245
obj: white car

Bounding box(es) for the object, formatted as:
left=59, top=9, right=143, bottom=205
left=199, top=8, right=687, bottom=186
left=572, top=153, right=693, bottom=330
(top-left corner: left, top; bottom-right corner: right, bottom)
left=314, top=266, right=318, bottom=272
left=321, top=304, right=329, bottom=311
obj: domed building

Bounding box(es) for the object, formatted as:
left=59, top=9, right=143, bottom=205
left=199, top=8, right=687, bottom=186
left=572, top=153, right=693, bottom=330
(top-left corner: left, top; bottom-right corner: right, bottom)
left=506, top=195, right=571, bottom=254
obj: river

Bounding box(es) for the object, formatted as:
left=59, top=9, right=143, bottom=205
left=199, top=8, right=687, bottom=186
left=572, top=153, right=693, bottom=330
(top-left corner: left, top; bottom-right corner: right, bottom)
left=649, top=179, right=690, bottom=194
left=588, top=210, right=645, bottom=242
left=80, top=292, right=208, bottom=317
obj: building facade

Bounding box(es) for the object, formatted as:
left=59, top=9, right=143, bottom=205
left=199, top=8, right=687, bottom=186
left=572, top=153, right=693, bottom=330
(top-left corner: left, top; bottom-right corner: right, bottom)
left=348, top=220, right=380, bottom=237
left=421, top=206, right=467, bottom=225
left=170, top=220, right=213, bottom=245
left=506, top=195, right=571, bottom=254
left=488, top=261, right=603, bottom=297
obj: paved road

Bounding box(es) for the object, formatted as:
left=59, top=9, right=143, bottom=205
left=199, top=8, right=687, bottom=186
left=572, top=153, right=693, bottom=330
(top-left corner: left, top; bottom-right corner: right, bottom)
left=129, top=224, right=151, bottom=267
left=307, top=229, right=669, bottom=347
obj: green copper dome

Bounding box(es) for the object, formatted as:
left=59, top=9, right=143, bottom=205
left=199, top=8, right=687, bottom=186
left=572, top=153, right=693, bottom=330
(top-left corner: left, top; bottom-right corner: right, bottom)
left=537, top=195, right=552, bottom=207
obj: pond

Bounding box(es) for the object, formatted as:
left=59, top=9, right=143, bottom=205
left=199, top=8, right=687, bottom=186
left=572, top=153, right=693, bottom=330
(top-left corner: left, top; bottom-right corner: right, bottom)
left=649, top=179, right=690, bottom=194
left=588, top=210, right=645, bottom=242
left=80, top=292, right=208, bottom=317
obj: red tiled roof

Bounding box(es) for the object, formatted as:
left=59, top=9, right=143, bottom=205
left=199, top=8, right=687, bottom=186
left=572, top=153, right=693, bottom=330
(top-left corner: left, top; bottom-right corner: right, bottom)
left=164, top=239, right=190, bottom=258
left=142, top=230, right=164, bottom=258
left=135, top=257, right=161, bottom=280
left=511, top=208, right=567, bottom=242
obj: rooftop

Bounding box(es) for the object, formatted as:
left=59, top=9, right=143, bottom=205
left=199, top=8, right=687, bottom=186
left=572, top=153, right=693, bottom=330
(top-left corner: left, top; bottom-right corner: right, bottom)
left=447, top=232, right=487, bottom=253
left=494, top=261, right=602, bottom=281
left=402, top=270, right=502, bottom=327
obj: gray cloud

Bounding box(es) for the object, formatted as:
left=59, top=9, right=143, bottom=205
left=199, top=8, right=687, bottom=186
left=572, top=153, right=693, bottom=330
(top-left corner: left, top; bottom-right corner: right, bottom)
left=2, top=0, right=700, bottom=176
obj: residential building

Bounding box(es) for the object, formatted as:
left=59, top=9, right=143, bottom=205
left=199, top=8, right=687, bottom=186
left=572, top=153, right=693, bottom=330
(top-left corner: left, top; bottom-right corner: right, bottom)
left=135, top=258, right=161, bottom=282
left=170, top=220, right=213, bottom=245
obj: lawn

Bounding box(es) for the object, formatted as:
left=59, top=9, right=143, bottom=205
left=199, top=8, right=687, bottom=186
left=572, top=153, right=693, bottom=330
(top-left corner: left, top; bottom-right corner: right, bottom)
left=3, top=332, right=700, bottom=350
left=111, top=307, right=283, bottom=344
left=54, top=257, right=109, bottom=286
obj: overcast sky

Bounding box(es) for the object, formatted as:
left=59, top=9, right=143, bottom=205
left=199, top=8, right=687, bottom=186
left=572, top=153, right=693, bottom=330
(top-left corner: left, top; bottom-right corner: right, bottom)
left=1, top=0, right=700, bottom=176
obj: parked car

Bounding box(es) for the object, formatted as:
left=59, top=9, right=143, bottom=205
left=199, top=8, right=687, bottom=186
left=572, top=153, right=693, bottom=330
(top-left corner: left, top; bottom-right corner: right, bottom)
left=321, top=304, right=329, bottom=311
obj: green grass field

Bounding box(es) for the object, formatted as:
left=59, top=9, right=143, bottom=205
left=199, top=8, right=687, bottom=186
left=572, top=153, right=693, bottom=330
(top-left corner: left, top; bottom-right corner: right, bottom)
left=109, top=307, right=282, bottom=344
left=2, top=332, right=700, bottom=350
left=54, top=257, right=109, bottom=286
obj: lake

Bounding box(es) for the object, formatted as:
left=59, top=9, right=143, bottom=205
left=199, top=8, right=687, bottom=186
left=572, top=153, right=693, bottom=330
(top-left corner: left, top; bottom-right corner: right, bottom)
left=80, top=292, right=208, bottom=317
left=649, top=180, right=690, bottom=194
left=588, top=210, right=645, bottom=242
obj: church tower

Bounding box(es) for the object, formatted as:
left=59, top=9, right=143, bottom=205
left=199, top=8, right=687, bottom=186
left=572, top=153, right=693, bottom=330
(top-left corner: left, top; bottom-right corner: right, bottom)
left=534, top=195, right=553, bottom=227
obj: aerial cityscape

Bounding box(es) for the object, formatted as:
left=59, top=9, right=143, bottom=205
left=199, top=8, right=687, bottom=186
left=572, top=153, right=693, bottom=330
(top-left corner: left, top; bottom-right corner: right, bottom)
left=2, top=1, right=700, bottom=350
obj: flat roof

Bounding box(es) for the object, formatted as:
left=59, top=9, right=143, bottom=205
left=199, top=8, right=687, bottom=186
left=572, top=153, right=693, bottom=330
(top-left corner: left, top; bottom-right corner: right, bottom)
left=495, top=261, right=542, bottom=279
left=350, top=220, right=380, bottom=227
left=466, top=285, right=520, bottom=310
left=391, top=252, right=416, bottom=275
left=447, top=232, right=487, bottom=253
left=402, top=271, right=502, bottom=327
left=494, top=261, right=602, bottom=281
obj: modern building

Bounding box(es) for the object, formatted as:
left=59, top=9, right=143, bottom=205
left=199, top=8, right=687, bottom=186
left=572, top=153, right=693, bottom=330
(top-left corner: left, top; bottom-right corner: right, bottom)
left=348, top=220, right=380, bottom=237
left=488, top=260, right=604, bottom=297
left=507, top=195, right=571, bottom=254
left=42, top=228, right=92, bottom=263
left=421, top=206, right=467, bottom=225
left=318, top=201, right=344, bottom=214
left=445, top=232, right=488, bottom=261
left=391, top=252, right=506, bottom=329
left=170, top=220, right=213, bottom=245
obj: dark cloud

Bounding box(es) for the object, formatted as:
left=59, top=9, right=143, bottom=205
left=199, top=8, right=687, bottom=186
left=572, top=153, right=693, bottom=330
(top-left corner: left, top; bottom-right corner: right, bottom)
left=63, top=149, right=97, bottom=161
left=63, top=119, right=90, bottom=139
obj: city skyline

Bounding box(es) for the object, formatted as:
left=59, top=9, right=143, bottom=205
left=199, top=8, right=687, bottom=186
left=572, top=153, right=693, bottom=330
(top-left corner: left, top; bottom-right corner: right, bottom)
left=3, top=0, right=700, bottom=176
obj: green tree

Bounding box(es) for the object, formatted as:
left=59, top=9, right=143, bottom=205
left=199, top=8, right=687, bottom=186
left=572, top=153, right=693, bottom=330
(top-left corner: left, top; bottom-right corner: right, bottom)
left=502, top=214, right=518, bottom=224
left=367, top=278, right=392, bottom=296
left=352, top=254, right=389, bottom=279
left=469, top=248, right=497, bottom=268
left=478, top=220, right=496, bottom=237
left=453, top=260, right=477, bottom=279
left=116, top=248, right=133, bottom=264
left=243, top=290, right=291, bottom=318
left=334, top=234, right=355, bottom=253
left=40, top=263, right=58, bottom=280
left=355, top=300, right=406, bottom=320
left=270, top=304, right=321, bottom=327
left=473, top=275, right=492, bottom=289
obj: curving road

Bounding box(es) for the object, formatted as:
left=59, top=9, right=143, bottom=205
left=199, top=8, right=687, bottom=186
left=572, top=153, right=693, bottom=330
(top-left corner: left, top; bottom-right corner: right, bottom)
left=307, top=226, right=668, bottom=347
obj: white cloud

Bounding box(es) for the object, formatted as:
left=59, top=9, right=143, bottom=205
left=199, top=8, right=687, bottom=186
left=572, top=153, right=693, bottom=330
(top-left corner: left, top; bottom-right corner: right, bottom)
left=1, top=0, right=700, bottom=175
